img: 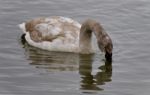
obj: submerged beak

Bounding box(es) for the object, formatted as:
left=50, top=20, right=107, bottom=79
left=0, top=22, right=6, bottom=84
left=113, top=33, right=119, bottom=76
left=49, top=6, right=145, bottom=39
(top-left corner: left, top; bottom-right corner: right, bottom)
left=105, top=52, right=112, bottom=62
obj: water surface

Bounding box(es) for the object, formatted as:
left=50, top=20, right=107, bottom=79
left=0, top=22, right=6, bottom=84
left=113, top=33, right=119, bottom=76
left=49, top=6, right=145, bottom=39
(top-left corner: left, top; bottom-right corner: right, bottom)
left=0, top=0, right=150, bottom=95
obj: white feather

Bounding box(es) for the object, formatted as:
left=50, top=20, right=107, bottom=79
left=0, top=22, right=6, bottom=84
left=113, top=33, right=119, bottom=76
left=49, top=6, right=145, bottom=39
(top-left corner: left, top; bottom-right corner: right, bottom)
left=18, top=23, right=26, bottom=33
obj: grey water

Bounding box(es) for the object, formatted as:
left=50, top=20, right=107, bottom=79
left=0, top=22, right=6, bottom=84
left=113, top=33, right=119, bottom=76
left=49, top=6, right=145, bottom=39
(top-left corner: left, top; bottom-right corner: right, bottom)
left=0, top=0, right=150, bottom=95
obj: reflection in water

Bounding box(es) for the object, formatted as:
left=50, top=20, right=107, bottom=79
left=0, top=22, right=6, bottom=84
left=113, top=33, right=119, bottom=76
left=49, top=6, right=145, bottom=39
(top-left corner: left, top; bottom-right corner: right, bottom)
left=79, top=54, right=112, bottom=91
left=21, top=39, right=112, bottom=91
left=21, top=41, right=79, bottom=72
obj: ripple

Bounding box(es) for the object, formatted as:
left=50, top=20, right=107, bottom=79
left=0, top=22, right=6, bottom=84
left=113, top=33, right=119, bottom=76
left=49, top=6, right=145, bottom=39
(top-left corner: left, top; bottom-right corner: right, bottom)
left=0, top=0, right=150, bottom=95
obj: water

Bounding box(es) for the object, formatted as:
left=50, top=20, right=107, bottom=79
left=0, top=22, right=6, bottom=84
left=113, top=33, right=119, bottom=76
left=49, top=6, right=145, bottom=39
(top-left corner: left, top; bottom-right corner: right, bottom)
left=0, top=0, right=150, bottom=95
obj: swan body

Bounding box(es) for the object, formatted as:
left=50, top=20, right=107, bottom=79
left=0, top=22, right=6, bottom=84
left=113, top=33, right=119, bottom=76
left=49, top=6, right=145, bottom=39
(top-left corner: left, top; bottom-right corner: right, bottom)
left=19, top=16, right=83, bottom=53
left=19, top=16, right=113, bottom=60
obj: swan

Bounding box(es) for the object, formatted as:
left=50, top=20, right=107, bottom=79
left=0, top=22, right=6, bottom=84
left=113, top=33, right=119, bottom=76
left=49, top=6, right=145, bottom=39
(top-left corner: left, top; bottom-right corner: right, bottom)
left=19, top=16, right=113, bottom=61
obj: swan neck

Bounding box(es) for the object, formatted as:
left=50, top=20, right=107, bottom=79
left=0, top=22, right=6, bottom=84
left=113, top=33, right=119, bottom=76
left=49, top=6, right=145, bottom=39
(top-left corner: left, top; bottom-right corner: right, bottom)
left=79, top=19, right=113, bottom=55
left=79, top=21, right=93, bottom=54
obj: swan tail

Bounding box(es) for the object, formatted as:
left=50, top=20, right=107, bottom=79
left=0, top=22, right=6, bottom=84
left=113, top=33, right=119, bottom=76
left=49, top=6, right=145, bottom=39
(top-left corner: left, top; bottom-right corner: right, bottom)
left=18, top=22, right=27, bottom=44
left=18, top=22, right=26, bottom=33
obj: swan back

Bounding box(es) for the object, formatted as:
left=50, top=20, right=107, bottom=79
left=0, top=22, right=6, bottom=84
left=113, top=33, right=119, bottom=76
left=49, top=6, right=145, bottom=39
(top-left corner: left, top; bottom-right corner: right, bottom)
left=19, top=16, right=82, bottom=53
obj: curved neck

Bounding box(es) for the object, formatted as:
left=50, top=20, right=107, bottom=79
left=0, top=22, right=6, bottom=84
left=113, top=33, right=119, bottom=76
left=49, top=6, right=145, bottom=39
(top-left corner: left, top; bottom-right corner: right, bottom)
left=79, top=22, right=90, bottom=53
left=79, top=19, right=113, bottom=55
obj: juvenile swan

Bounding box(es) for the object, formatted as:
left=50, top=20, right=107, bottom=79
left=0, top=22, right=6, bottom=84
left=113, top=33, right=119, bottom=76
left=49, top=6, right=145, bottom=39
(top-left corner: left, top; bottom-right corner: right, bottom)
left=19, top=16, right=113, bottom=61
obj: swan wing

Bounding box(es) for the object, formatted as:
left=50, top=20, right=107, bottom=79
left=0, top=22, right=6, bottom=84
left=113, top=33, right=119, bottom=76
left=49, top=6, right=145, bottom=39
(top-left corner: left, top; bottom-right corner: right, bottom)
left=20, top=16, right=81, bottom=52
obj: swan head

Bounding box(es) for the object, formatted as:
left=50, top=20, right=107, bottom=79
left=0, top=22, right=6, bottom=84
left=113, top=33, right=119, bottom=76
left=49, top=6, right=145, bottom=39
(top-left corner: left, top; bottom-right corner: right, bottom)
left=105, top=41, right=113, bottom=62
left=97, top=36, right=113, bottom=62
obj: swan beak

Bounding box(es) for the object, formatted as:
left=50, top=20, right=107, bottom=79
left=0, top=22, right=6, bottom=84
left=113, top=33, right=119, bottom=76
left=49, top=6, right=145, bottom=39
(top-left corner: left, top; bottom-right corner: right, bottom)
left=105, top=52, right=112, bottom=62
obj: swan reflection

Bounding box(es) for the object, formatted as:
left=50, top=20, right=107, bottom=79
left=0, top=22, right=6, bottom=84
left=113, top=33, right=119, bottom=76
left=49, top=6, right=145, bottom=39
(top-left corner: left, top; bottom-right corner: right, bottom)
left=21, top=41, right=112, bottom=91
left=79, top=54, right=112, bottom=91
left=22, top=43, right=79, bottom=72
